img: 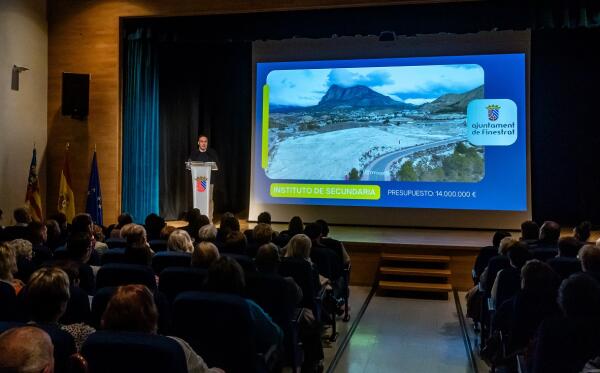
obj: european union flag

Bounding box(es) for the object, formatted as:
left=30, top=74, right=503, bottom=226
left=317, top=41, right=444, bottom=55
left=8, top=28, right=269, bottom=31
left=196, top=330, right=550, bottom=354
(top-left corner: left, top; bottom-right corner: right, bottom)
left=86, top=151, right=103, bottom=225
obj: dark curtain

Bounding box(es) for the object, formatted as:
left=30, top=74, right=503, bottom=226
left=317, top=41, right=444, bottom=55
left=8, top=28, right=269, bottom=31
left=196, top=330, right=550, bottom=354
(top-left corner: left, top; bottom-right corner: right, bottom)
left=158, top=42, right=252, bottom=219
left=122, top=28, right=160, bottom=223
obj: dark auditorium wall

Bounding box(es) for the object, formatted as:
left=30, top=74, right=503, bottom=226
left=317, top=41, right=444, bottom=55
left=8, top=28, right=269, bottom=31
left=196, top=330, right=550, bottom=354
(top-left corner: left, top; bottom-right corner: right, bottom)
left=46, top=0, right=468, bottom=224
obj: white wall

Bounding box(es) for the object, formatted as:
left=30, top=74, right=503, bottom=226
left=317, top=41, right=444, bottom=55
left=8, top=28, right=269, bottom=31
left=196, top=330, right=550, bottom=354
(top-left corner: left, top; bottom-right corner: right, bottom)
left=0, top=0, right=48, bottom=225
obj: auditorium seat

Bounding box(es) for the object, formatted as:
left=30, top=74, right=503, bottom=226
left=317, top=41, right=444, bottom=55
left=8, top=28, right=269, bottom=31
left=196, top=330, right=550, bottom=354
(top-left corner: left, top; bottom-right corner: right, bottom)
left=173, top=291, right=272, bottom=373
left=222, top=253, right=257, bottom=273
left=149, top=239, right=168, bottom=253
left=35, top=323, right=77, bottom=373
left=105, top=238, right=126, bottom=249
left=158, top=267, right=207, bottom=303
left=60, top=285, right=92, bottom=325
left=96, top=263, right=156, bottom=290
left=152, top=251, right=191, bottom=274
left=100, top=248, right=126, bottom=265
left=81, top=331, right=187, bottom=373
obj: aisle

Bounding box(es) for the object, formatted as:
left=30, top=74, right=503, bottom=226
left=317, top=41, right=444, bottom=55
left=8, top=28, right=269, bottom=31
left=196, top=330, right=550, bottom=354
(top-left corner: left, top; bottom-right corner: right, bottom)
left=332, top=293, right=473, bottom=373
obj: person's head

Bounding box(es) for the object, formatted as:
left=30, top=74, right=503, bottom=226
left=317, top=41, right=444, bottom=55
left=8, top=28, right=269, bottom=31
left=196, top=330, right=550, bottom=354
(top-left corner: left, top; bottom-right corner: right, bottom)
left=224, top=230, right=247, bottom=253
left=0, top=326, right=54, bottom=373
left=205, top=256, right=245, bottom=295
left=198, top=135, right=208, bottom=152
left=315, top=219, right=330, bottom=237
left=521, top=259, right=560, bottom=295
left=160, top=225, right=176, bottom=240
left=117, top=213, right=134, bottom=228
left=191, top=241, right=220, bottom=268
left=123, top=225, right=152, bottom=266
left=507, top=242, right=531, bottom=269
left=66, top=232, right=92, bottom=262
left=49, top=212, right=67, bottom=231
left=303, top=223, right=322, bottom=242
left=13, top=207, right=31, bottom=224
left=520, top=221, right=539, bottom=241
left=578, top=244, right=600, bottom=273
left=220, top=213, right=240, bottom=233
left=253, top=223, right=273, bottom=246
left=558, top=236, right=582, bottom=258
left=144, top=213, right=165, bottom=239
left=45, top=219, right=61, bottom=242
left=167, top=229, right=194, bottom=253
left=8, top=239, right=33, bottom=261
left=574, top=221, right=592, bottom=242
left=285, top=234, right=312, bottom=259
left=0, top=243, right=18, bottom=280
left=26, top=267, right=70, bottom=323
left=558, top=273, right=600, bottom=319
left=288, top=216, right=304, bottom=236
left=498, top=237, right=517, bottom=255
left=101, top=284, right=158, bottom=334
left=198, top=224, right=217, bottom=242
left=539, top=221, right=560, bottom=244
left=255, top=243, right=281, bottom=273
left=93, top=224, right=105, bottom=243
left=119, top=223, right=136, bottom=239
left=70, top=213, right=93, bottom=235
left=27, top=221, right=47, bottom=244
left=257, top=211, right=272, bottom=225
left=492, top=230, right=511, bottom=248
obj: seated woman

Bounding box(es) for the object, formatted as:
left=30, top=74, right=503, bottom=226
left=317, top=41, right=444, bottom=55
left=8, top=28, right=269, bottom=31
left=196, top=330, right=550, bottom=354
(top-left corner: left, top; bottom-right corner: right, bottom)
left=167, top=229, right=194, bottom=253
left=101, top=284, right=224, bottom=373
left=0, top=243, right=25, bottom=295
left=123, top=224, right=154, bottom=266
left=24, top=267, right=95, bottom=351
left=7, top=239, right=35, bottom=283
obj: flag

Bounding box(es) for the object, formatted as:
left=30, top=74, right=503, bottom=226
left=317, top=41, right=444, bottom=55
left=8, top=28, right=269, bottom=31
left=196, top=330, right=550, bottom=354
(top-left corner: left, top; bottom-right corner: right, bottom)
left=25, top=147, right=43, bottom=221
left=85, top=150, right=103, bottom=225
left=58, top=144, right=75, bottom=222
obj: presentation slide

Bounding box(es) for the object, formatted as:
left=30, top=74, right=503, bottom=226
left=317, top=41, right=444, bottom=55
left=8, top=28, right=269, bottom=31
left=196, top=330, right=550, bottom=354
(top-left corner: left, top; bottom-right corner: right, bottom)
left=252, top=53, right=527, bottom=213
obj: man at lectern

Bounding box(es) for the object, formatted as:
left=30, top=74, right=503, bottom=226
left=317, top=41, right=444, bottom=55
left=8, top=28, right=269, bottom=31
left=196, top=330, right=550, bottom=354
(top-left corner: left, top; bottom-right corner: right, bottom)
left=188, top=135, right=219, bottom=221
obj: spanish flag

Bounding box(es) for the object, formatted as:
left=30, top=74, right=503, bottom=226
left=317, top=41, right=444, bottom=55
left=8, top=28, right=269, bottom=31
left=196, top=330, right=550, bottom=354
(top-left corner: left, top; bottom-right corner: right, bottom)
left=25, top=146, right=43, bottom=222
left=58, top=143, right=75, bottom=222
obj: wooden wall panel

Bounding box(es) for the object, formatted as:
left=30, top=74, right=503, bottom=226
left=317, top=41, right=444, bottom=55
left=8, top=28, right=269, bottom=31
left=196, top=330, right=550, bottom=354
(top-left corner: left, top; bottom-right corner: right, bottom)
left=46, top=0, right=473, bottom=224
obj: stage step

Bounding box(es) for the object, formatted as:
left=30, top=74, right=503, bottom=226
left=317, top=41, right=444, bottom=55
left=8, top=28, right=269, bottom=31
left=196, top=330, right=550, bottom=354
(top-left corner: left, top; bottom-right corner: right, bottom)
left=379, top=280, right=452, bottom=293
left=380, top=253, right=451, bottom=263
left=379, top=267, right=451, bottom=277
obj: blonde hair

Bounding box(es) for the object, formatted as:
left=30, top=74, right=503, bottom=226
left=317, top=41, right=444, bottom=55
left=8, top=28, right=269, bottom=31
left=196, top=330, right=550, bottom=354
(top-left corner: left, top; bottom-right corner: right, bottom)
left=124, top=224, right=147, bottom=248
left=27, top=267, right=70, bottom=322
left=285, top=234, right=312, bottom=259
left=8, top=239, right=32, bottom=259
left=498, top=237, right=517, bottom=255
left=0, top=244, right=17, bottom=280
left=168, top=229, right=194, bottom=253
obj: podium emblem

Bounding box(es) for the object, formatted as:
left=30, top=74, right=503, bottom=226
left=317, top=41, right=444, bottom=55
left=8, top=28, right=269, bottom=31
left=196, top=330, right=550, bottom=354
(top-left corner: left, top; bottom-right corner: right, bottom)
left=195, top=176, right=207, bottom=192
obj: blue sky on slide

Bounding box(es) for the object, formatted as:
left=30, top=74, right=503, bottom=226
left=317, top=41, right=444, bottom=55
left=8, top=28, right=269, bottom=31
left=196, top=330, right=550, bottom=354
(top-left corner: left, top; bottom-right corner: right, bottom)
left=266, top=64, right=484, bottom=107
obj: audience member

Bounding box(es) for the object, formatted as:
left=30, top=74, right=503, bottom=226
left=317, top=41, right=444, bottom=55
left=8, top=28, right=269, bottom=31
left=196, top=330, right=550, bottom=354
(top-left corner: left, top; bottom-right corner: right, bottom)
left=275, top=216, right=304, bottom=247
left=24, top=267, right=95, bottom=351
left=574, top=220, right=593, bottom=243
left=547, top=236, right=582, bottom=280
left=184, top=209, right=210, bottom=243
left=160, top=225, right=177, bottom=240
left=198, top=224, right=218, bottom=243
left=222, top=230, right=248, bottom=255
left=532, top=221, right=560, bottom=260
left=255, top=243, right=302, bottom=305
left=45, top=219, right=64, bottom=251
left=48, top=212, right=69, bottom=244
left=65, top=232, right=96, bottom=295
left=2, top=207, right=31, bottom=241
left=8, top=238, right=35, bottom=282
left=247, top=223, right=274, bottom=257
left=579, top=244, right=600, bottom=281
left=490, top=241, right=531, bottom=308
left=0, top=243, right=25, bottom=294
left=101, top=284, right=224, bottom=373
left=315, top=219, right=350, bottom=265
left=479, top=237, right=516, bottom=295
left=123, top=224, right=153, bottom=266
left=27, top=221, right=52, bottom=266
left=191, top=241, right=220, bottom=269
left=532, top=273, right=600, bottom=373
left=167, top=229, right=194, bottom=253
left=0, top=326, right=54, bottom=373
left=145, top=213, right=166, bottom=241
left=205, top=256, right=283, bottom=354
left=520, top=220, right=540, bottom=247
left=473, top=230, right=512, bottom=284
left=109, top=213, right=134, bottom=239
left=217, top=212, right=240, bottom=243
left=93, top=224, right=109, bottom=255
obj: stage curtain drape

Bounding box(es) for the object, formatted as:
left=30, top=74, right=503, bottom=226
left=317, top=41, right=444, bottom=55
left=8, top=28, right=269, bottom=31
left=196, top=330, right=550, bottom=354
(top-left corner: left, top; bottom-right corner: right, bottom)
left=158, top=41, right=252, bottom=220
left=122, top=28, right=160, bottom=223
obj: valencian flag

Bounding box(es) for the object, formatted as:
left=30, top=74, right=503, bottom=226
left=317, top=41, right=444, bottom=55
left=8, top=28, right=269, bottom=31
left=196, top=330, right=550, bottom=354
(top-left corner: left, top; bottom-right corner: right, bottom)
left=25, top=146, right=43, bottom=221
left=85, top=149, right=103, bottom=225
left=58, top=143, right=76, bottom=222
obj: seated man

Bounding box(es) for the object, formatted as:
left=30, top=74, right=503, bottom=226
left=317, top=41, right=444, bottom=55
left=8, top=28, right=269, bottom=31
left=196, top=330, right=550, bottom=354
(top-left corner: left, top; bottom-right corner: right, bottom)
left=315, top=219, right=350, bottom=265
left=519, top=220, right=540, bottom=248
left=491, top=241, right=531, bottom=308
left=64, top=231, right=96, bottom=295
left=547, top=236, right=582, bottom=280
left=531, top=221, right=560, bottom=261
left=247, top=223, right=274, bottom=258
left=473, top=230, right=511, bottom=284
left=0, top=326, right=54, bottom=373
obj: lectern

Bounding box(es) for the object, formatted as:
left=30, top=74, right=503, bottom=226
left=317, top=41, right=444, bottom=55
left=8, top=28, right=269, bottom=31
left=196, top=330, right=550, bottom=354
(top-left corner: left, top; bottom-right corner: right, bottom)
left=186, top=161, right=218, bottom=218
